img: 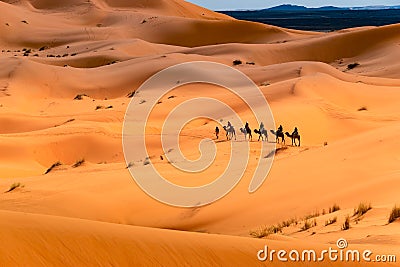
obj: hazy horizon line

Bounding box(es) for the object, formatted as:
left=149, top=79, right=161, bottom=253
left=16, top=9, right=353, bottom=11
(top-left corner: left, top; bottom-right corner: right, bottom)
left=214, top=3, right=399, bottom=11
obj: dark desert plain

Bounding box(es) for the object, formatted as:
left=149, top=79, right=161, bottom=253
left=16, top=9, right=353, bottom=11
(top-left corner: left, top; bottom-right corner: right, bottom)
left=0, top=0, right=399, bottom=266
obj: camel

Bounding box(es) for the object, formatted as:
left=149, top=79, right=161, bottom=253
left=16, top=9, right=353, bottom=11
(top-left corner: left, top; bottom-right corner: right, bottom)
left=270, top=130, right=285, bottom=144
left=223, top=125, right=236, bottom=140
left=240, top=128, right=252, bottom=141
left=285, top=132, right=301, bottom=146
left=254, top=129, right=268, bottom=142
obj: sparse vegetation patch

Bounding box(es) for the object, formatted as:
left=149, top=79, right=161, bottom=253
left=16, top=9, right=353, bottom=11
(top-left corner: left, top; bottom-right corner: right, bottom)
left=329, top=204, right=340, bottom=213
left=325, top=217, right=337, bottom=226
left=5, top=182, right=24, bottom=193
left=347, top=62, right=360, bottom=70
left=44, top=161, right=62, bottom=174
left=233, top=59, right=242, bottom=66
left=354, top=202, right=371, bottom=217
left=388, top=205, right=400, bottom=224
left=342, top=215, right=350, bottom=230
left=72, top=159, right=85, bottom=168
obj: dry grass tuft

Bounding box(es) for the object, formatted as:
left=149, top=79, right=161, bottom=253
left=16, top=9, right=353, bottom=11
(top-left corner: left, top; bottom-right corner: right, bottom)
left=5, top=182, right=24, bottom=193
left=72, top=159, right=85, bottom=168
left=329, top=204, right=340, bottom=213
left=325, top=217, right=337, bottom=226
left=388, top=205, right=400, bottom=224
left=342, top=215, right=350, bottom=230
left=354, top=202, right=372, bottom=217
left=44, top=161, right=62, bottom=174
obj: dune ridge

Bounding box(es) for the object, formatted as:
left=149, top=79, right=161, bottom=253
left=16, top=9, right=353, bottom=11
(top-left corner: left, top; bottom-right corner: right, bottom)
left=1, top=0, right=400, bottom=266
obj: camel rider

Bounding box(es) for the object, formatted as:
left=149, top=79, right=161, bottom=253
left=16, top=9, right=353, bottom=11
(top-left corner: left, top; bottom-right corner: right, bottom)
left=278, top=125, right=283, bottom=133
left=245, top=122, right=249, bottom=132
left=227, top=121, right=232, bottom=128
left=292, top=127, right=298, bottom=136
left=259, top=122, right=265, bottom=132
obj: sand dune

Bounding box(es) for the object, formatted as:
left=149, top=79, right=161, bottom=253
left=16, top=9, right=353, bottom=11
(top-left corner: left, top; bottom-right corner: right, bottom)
left=0, top=0, right=400, bottom=266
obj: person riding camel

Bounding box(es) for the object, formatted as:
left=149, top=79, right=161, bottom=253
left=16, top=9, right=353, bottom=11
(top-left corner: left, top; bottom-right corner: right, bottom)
left=278, top=125, right=283, bottom=134
left=259, top=122, right=265, bottom=132
left=245, top=122, right=250, bottom=133
left=292, top=127, right=299, bottom=136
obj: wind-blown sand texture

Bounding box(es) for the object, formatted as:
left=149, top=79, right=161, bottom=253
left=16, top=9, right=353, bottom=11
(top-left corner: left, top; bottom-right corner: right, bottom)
left=0, top=0, right=399, bottom=266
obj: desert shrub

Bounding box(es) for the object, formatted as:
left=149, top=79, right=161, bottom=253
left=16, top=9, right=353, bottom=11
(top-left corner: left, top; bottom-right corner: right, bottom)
left=126, top=162, right=134, bottom=169
left=270, top=225, right=282, bottom=234
left=281, top=218, right=297, bottom=228
left=347, top=63, right=360, bottom=70
left=329, top=204, right=340, bottom=213
left=301, top=220, right=312, bottom=231
left=358, top=106, right=368, bottom=111
left=233, top=60, right=242, bottom=66
left=250, top=226, right=268, bottom=238
left=127, top=91, right=136, bottom=98
left=260, top=81, right=270, bottom=86
left=354, top=202, right=371, bottom=217
left=44, top=161, right=62, bottom=174
left=143, top=157, right=151, bottom=166
left=388, top=205, right=400, bottom=224
left=72, top=159, right=85, bottom=168
left=312, top=219, right=317, bottom=227
left=325, top=217, right=337, bottom=226
left=74, top=94, right=88, bottom=100
left=342, top=215, right=350, bottom=230
left=304, top=210, right=320, bottom=220
left=5, top=182, right=23, bottom=193
left=250, top=224, right=282, bottom=238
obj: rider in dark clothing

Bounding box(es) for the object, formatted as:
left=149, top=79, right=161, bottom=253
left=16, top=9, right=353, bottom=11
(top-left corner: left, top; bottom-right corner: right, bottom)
left=259, top=122, right=265, bottom=132
left=278, top=125, right=283, bottom=133
left=292, top=127, right=299, bottom=136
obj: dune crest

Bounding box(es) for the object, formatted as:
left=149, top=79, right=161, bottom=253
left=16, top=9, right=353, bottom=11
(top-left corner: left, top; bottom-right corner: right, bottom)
left=1, top=0, right=400, bottom=265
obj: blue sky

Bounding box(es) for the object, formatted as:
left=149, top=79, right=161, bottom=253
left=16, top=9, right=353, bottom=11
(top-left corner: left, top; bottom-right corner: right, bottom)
left=186, top=0, right=400, bottom=10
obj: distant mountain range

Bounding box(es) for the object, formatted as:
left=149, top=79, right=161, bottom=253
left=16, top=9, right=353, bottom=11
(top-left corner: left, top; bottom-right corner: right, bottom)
left=229, top=4, right=400, bottom=12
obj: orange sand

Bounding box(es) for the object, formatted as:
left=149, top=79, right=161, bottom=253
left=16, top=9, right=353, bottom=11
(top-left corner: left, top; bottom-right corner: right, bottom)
left=0, top=0, right=399, bottom=266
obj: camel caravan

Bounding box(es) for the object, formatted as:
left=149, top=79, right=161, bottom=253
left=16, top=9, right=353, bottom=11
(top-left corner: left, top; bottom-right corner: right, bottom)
left=215, top=122, right=301, bottom=146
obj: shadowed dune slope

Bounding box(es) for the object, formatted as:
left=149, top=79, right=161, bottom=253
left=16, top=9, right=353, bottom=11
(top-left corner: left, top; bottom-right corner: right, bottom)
left=1, top=0, right=400, bottom=266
